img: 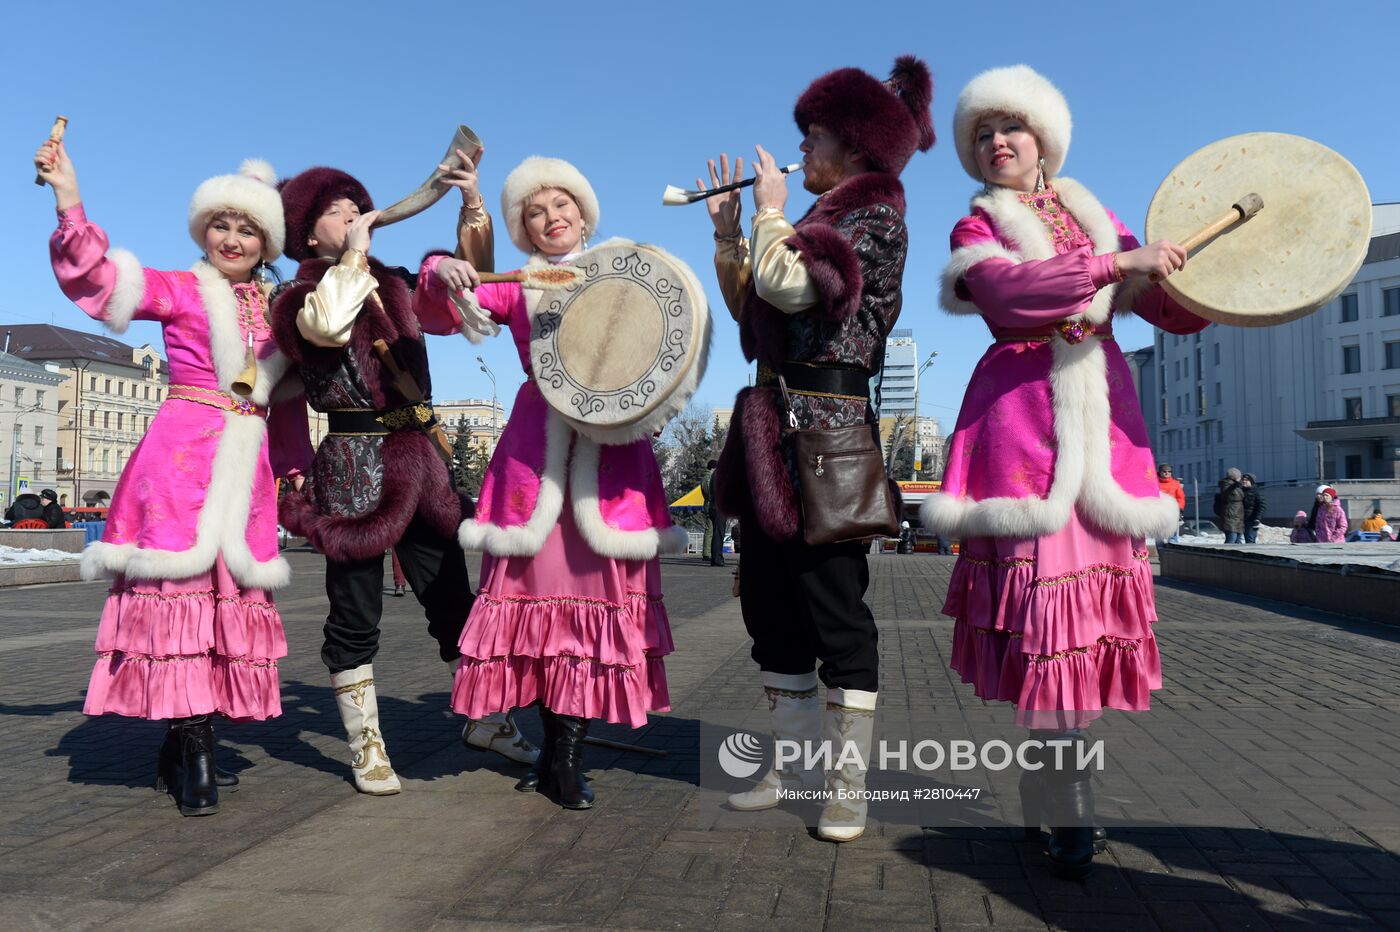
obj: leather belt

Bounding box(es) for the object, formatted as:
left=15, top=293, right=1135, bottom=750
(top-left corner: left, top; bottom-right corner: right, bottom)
left=326, top=404, right=438, bottom=436
left=756, top=362, right=872, bottom=400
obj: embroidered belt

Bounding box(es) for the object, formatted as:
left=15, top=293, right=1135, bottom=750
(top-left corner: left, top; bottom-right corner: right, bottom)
left=756, top=362, right=871, bottom=401
left=167, top=384, right=266, bottom=417
left=326, top=404, right=437, bottom=436
left=996, top=321, right=1115, bottom=345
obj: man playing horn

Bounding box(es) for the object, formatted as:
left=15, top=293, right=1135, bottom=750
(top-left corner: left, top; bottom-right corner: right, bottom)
left=270, top=164, right=537, bottom=797
left=697, top=56, right=934, bottom=842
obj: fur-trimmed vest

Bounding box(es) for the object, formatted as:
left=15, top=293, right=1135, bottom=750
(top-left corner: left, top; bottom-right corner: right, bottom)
left=271, top=256, right=468, bottom=562
left=713, top=172, right=908, bottom=542
left=920, top=178, right=1187, bottom=542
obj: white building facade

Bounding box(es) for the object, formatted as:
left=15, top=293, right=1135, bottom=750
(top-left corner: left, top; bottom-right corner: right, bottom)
left=0, top=351, right=66, bottom=510
left=1152, top=203, right=1400, bottom=494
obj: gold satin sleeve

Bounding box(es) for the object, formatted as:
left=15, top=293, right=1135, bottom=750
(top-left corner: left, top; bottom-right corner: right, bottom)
left=713, top=235, right=752, bottom=321
left=750, top=207, right=819, bottom=314
left=296, top=249, right=376, bottom=348
left=454, top=202, right=495, bottom=273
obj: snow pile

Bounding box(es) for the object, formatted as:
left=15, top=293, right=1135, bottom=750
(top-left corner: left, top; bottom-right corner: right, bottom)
left=0, top=545, right=79, bottom=566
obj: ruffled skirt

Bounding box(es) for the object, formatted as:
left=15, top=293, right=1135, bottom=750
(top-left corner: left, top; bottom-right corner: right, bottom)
left=943, top=508, right=1160, bottom=731
left=450, top=505, right=673, bottom=728
left=83, top=555, right=286, bottom=721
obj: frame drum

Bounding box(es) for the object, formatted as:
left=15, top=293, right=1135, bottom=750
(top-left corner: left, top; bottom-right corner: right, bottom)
left=1144, top=133, right=1371, bottom=326
left=531, top=240, right=709, bottom=444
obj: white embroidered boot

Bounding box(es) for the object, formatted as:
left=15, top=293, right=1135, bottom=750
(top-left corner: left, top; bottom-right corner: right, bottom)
left=331, top=664, right=401, bottom=796
left=728, top=671, right=823, bottom=811
left=463, top=711, right=540, bottom=765
left=817, top=687, right=877, bottom=842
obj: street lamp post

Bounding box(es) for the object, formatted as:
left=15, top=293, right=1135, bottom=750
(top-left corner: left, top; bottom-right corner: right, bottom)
left=476, top=356, right=498, bottom=448
left=909, top=351, right=938, bottom=479
left=7, top=403, right=43, bottom=505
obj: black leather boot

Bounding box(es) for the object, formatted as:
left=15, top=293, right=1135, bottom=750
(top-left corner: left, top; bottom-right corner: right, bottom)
left=515, top=706, right=556, bottom=793
left=1040, top=732, right=1095, bottom=879
left=155, top=723, right=238, bottom=793
left=1018, top=737, right=1106, bottom=852
left=549, top=715, right=594, bottom=810
left=176, top=716, right=220, bottom=816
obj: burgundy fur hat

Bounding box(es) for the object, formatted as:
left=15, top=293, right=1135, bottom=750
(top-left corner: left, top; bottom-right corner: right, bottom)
left=278, top=167, right=374, bottom=262
left=793, top=55, right=935, bottom=176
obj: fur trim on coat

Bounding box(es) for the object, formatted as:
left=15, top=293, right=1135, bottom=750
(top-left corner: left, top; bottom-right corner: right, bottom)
left=103, top=249, right=145, bottom=334
left=939, top=177, right=1120, bottom=325
left=952, top=65, right=1072, bottom=181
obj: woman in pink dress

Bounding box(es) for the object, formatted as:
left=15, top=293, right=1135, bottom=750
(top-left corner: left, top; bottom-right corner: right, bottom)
left=920, top=67, right=1209, bottom=876
left=417, top=157, right=685, bottom=810
left=36, top=139, right=311, bottom=817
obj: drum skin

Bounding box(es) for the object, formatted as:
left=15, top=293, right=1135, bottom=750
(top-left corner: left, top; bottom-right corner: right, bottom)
left=1145, top=133, right=1371, bottom=326
left=531, top=239, right=710, bottom=444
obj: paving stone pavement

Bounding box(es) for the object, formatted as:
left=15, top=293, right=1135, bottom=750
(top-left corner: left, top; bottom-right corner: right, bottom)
left=2, top=549, right=1400, bottom=930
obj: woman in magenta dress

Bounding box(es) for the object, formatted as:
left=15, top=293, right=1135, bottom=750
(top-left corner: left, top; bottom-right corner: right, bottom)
left=416, top=157, right=686, bottom=810
left=920, top=67, right=1208, bottom=876
left=37, top=139, right=311, bottom=817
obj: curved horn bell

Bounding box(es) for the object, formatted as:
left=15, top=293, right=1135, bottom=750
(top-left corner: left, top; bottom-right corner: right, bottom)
left=371, top=124, right=484, bottom=229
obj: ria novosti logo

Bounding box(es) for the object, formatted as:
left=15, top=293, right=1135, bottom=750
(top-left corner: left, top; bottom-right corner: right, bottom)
left=717, top=732, right=765, bottom=778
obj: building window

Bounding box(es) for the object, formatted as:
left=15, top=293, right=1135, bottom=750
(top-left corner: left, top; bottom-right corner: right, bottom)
left=1342, top=345, right=1361, bottom=374
left=103, top=412, right=110, bottom=428
left=1390, top=394, right=1400, bottom=417
left=1195, top=426, right=1202, bottom=446
left=1340, top=293, right=1359, bottom=322
left=1214, top=382, right=1222, bottom=404
left=1197, top=388, right=1206, bottom=415
left=143, top=386, right=150, bottom=400
left=116, top=413, right=123, bottom=430
left=1385, top=287, right=1400, bottom=317
left=56, top=446, right=64, bottom=468
left=1214, top=344, right=1221, bottom=365
left=1387, top=342, right=1400, bottom=369
left=34, top=426, right=43, bottom=445
left=88, top=411, right=95, bottom=427
left=14, top=388, right=23, bottom=406
left=1217, top=422, right=1224, bottom=443
left=102, top=449, right=111, bottom=474
left=116, top=382, right=123, bottom=397
left=104, top=379, right=111, bottom=393
left=36, top=390, right=45, bottom=407
left=142, top=356, right=153, bottom=376
left=1195, top=348, right=1202, bottom=377
left=89, top=376, right=97, bottom=392
left=1345, top=397, right=1363, bottom=420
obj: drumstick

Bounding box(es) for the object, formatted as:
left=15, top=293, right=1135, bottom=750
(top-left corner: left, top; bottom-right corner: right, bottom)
left=477, top=267, right=583, bottom=290
left=34, top=115, right=68, bottom=186
left=1150, top=193, right=1264, bottom=282
left=662, top=163, right=802, bottom=206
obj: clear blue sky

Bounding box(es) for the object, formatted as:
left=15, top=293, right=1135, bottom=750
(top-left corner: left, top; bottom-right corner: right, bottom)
left=4, top=1, right=1397, bottom=432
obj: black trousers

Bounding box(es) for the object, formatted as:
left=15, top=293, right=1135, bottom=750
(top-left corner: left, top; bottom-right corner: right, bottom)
left=708, top=513, right=728, bottom=566
left=321, top=515, right=473, bottom=674
left=738, top=518, right=879, bottom=692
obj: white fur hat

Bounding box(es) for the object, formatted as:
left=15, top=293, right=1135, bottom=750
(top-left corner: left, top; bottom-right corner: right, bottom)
left=499, top=156, right=600, bottom=254
left=952, top=65, right=1072, bottom=182
left=187, top=159, right=285, bottom=261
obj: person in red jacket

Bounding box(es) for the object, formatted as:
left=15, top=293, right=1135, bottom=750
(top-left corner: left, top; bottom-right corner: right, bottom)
left=1157, top=464, right=1185, bottom=542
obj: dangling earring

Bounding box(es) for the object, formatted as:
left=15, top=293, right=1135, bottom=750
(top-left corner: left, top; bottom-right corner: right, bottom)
left=1034, top=157, right=1046, bottom=194
left=580, top=224, right=589, bottom=251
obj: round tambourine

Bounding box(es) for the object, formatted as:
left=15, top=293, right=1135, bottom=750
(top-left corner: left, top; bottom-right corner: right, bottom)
left=530, top=239, right=710, bottom=444
left=1144, top=133, right=1371, bottom=327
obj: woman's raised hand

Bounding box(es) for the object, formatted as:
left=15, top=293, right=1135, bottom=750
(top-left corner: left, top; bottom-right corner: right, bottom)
left=344, top=209, right=382, bottom=254
left=35, top=140, right=79, bottom=208
left=697, top=154, right=744, bottom=237
left=440, top=146, right=485, bottom=208
left=435, top=257, right=480, bottom=293
left=1117, top=241, right=1188, bottom=281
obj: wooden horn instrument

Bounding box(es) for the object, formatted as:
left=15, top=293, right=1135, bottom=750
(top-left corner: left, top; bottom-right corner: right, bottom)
left=371, top=124, right=484, bottom=229
left=231, top=333, right=257, bottom=398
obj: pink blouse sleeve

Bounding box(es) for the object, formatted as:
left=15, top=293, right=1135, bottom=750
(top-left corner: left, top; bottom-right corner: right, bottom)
left=952, top=212, right=1120, bottom=327
left=1107, top=210, right=1209, bottom=336
left=414, top=256, right=514, bottom=333
left=50, top=203, right=178, bottom=330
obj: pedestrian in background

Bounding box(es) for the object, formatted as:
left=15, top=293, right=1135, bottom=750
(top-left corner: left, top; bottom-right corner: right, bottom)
left=1241, top=473, right=1265, bottom=544
left=1214, top=468, right=1245, bottom=543
left=1157, top=464, right=1184, bottom=543
left=704, top=459, right=726, bottom=567
left=1309, top=485, right=1348, bottom=543
left=1290, top=510, right=1311, bottom=544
